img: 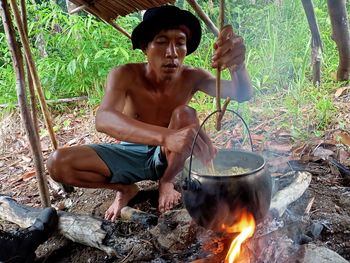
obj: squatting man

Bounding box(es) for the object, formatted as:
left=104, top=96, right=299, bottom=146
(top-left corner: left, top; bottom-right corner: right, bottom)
left=48, top=5, right=253, bottom=221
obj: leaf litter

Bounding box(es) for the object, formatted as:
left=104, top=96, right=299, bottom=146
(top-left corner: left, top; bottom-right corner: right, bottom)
left=0, top=99, right=349, bottom=261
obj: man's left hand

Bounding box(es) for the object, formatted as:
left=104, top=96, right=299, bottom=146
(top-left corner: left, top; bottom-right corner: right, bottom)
left=212, top=25, right=246, bottom=71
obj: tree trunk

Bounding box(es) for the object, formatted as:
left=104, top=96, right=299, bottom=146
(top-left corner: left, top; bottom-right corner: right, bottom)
left=301, top=0, right=322, bottom=87
left=327, top=0, right=350, bottom=81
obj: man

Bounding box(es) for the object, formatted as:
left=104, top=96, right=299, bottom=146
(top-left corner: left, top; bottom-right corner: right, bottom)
left=0, top=207, right=58, bottom=262
left=47, top=5, right=253, bottom=222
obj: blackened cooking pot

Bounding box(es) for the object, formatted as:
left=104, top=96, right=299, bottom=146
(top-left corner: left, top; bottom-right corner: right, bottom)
left=181, top=110, right=272, bottom=231
left=182, top=149, right=272, bottom=231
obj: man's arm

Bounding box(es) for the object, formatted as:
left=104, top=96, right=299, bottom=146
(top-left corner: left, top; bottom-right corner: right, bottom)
left=95, top=65, right=170, bottom=146
left=195, top=26, right=253, bottom=102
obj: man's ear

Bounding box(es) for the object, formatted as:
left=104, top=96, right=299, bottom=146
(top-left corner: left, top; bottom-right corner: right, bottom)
left=140, top=42, right=147, bottom=54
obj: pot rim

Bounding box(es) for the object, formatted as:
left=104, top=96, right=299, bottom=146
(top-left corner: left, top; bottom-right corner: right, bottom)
left=188, top=149, right=266, bottom=179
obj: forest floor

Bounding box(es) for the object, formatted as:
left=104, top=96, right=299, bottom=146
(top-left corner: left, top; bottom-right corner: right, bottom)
left=0, top=92, right=349, bottom=262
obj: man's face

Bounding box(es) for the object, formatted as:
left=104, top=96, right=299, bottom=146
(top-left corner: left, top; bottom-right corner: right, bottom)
left=144, top=29, right=187, bottom=80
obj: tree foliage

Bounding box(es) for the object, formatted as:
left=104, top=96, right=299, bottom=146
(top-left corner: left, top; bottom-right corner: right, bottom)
left=0, top=0, right=347, bottom=110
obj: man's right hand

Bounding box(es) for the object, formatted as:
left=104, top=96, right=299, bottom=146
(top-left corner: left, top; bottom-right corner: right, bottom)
left=165, top=124, right=216, bottom=164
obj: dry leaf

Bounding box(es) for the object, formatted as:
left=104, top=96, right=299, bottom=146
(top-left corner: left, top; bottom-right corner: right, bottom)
left=336, top=131, right=350, bottom=147
left=21, top=170, right=36, bottom=181
left=334, top=86, right=350, bottom=98
left=251, top=134, right=265, bottom=142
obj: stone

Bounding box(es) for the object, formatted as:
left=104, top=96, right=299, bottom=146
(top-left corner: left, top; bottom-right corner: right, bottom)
left=296, top=244, right=348, bottom=263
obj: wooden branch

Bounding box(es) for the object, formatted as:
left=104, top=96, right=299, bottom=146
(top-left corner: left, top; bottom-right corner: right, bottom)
left=0, top=0, right=50, bottom=207
left=214, top=0, right=225, bottom=131
left=269, top=171, right=312, bottom=217
left=327, top=0, right=350, bottom=81
left=301, top=0, right=322, bottom=87
left=9, top=0, right=58, bottom=150
left=20, top=0, right=40, bottom=136
left=186, top=0, right=219, bottom=36
left=109, top=20, right=131, bottom=39
left=0, top=196, right=155, bottom=258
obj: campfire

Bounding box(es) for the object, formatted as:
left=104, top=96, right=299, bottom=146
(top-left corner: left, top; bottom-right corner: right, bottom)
left=222, top=210, right=256, bottom=263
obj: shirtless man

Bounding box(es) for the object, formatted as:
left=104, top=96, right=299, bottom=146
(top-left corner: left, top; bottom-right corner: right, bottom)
left=47, top=5, right=253, bottom=222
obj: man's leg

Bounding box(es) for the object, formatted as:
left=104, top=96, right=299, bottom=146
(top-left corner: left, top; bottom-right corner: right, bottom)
left=158, top=105, right=203, bottom=213
left=47, top=146, right=138, bottom=221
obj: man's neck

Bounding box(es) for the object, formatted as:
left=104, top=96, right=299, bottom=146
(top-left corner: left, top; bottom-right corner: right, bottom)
left=144, top=64, right=181, bottom=90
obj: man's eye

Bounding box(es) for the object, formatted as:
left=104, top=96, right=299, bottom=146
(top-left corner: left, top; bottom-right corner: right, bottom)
left=156, top=39, right=167, bottom=44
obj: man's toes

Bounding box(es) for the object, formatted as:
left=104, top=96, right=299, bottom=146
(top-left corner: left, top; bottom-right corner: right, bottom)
left=111, top=214, right=117, bottom=222
left=105, top=212, right=111, bottom=220
left=159, top=205, right=165, bottom=213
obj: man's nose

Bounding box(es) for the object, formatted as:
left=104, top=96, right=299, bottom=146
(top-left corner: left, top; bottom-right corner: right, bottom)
left=165, top=43, right=178, bottom=58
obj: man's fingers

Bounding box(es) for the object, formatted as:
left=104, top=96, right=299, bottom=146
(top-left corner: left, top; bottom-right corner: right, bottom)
left=193, top=139, right=212, bottom=164
left=198, top=129, right=216, bottom=158
left=213, top=45, right=245, bottom=69
left=220, top=25, right=235, bottom=40
left=212, top=36, right=245, bottom=69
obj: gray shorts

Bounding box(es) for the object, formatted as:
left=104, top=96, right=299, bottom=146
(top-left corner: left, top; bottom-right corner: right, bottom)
left=88, top=142, right=167, bottom=184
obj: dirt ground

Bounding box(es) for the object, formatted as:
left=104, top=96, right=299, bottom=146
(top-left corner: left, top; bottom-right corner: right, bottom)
left=0, top=98, right=349, bottom=262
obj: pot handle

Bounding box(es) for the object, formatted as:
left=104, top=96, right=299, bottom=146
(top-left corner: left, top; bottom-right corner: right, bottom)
left=184, top=109, right=253, bottom=191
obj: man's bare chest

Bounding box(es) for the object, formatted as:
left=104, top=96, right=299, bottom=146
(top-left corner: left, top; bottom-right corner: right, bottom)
left=125, top=86, right=193, bottom=125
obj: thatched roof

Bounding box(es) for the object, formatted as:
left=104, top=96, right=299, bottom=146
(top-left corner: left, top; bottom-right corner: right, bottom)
left=68, top=0, right=176, bottom=21
left=66, top=0, right=219, bottom=38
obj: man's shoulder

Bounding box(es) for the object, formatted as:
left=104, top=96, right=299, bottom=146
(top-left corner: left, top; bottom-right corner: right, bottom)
left=109, top=63, right=145, bottom=77
left=181, top=65, right=211, bottom=79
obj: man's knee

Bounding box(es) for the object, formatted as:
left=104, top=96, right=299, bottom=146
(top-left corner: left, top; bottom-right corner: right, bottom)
left=171, top=105, right=198, bottom=127
left=47, top=149, right=70, bottom=183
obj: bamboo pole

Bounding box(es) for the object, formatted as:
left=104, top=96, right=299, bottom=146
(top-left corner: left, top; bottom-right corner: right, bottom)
left=215, top=0, right=225, bottom=131
left=9, top=0, right=58, bottom=150
left=186, top=0, right=219, bottom=37
left=0, top=0, right=51, bottom=207
left=10, top=0, right=74, bottom=195
left=20, top=0, right=40, bottom=145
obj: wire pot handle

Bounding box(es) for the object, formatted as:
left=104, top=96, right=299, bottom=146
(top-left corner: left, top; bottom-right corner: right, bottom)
left=186, top=109, right=253, bottom=189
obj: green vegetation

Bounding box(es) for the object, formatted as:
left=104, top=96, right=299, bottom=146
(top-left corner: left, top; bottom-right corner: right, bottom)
left=0, top=0, right=346, bottom=139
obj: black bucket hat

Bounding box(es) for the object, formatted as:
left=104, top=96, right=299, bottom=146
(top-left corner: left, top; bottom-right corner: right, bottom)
left=131, top=5, right=202, bottom=55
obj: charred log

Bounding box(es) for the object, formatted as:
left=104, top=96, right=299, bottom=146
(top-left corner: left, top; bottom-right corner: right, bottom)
left=0, top=196, right=156, bottom=258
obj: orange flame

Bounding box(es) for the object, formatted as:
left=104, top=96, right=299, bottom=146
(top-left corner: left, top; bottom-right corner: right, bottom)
left=222, top=211, right=256, bottom=263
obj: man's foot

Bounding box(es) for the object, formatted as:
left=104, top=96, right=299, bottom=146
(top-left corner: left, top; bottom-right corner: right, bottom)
left=158, top=181, right=181, bottom=213
left=0, top=207, right=58, bottom=263
left=104, top=184, right=139, bottom=222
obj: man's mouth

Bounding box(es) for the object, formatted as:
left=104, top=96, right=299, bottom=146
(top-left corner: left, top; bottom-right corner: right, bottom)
left=162, top=63, right=178, bottom=68
left=162, top=63, right=178, bottom=73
